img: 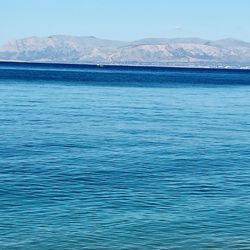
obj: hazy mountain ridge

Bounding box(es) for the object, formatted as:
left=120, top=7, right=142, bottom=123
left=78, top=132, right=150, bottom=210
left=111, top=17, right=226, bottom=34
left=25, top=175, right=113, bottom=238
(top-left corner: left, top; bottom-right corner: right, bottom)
left=1, top=35, right=250, bottom=68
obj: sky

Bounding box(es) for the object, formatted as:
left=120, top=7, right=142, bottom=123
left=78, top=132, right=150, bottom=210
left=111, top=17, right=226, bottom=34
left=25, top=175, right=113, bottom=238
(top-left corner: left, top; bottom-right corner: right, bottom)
left=1, top=0, right=250, bottom=45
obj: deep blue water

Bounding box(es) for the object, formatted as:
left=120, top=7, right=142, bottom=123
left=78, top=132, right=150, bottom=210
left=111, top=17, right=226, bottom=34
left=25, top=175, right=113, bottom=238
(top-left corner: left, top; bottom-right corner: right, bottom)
left=0, top=62, right=250, bottom=249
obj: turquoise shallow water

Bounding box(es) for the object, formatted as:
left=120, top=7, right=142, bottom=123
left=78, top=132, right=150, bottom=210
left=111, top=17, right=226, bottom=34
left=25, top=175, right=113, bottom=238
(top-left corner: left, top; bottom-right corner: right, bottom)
left=0, top=63, right=250, bottom=249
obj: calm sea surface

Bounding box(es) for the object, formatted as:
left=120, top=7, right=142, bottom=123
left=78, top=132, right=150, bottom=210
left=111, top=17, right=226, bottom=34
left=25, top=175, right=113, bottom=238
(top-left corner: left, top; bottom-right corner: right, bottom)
left=0, top=63, right=250, bottom=249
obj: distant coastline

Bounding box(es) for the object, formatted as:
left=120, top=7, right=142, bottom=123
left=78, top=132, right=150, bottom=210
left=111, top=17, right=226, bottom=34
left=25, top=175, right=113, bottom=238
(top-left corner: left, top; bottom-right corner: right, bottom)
left=1, top=35, right=250, bottom=70
left=0, top=60, right=250, bottom=72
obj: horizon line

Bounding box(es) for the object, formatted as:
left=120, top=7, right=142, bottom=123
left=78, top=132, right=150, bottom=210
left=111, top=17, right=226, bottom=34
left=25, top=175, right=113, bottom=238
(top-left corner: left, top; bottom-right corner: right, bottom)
left=1, top=60, right=249, bottom=72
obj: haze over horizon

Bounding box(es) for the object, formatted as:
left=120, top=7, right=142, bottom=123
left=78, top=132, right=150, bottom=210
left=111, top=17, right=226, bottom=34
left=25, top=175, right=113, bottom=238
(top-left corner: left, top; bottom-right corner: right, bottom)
left=2, top=34, right=250, bottom=44
left=1, top=0, right=250, bottom=45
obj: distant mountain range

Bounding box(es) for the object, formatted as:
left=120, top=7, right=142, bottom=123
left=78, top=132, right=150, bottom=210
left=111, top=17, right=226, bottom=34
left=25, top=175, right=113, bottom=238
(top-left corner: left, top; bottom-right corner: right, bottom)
left=0, top=35, right=250, bottom=68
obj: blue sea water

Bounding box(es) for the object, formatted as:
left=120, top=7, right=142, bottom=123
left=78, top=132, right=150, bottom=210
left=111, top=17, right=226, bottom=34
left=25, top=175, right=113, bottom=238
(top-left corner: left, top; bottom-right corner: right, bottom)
left=0, top=62, right=250, bottom=249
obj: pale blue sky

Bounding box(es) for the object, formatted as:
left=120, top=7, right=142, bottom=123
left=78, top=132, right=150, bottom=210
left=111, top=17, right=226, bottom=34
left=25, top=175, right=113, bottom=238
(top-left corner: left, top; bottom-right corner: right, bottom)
left=1, top=0, right=250, bottom=45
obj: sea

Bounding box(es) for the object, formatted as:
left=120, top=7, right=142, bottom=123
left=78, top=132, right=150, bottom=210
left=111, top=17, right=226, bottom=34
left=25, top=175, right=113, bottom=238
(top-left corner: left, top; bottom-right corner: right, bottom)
left=0, top=62, right=250, bottom=249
